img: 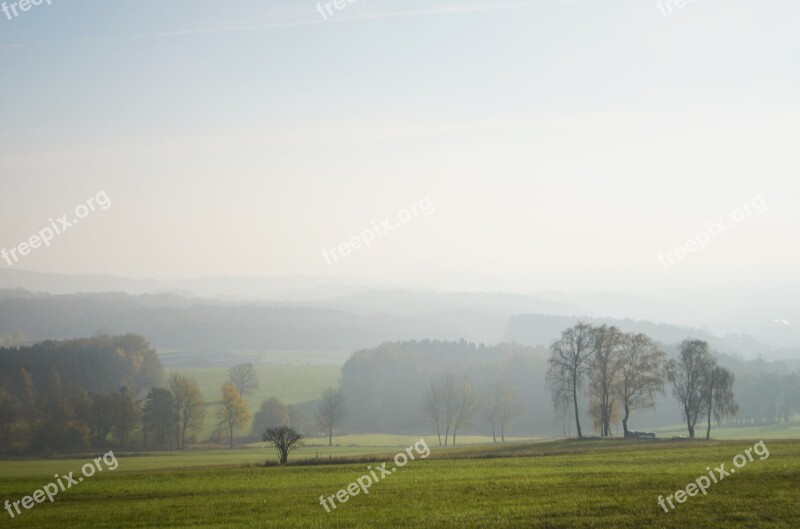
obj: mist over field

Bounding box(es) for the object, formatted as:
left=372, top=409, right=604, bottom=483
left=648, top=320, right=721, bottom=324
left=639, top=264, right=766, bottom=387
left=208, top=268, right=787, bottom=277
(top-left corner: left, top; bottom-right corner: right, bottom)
left=2, top=1, right=799, bottom=528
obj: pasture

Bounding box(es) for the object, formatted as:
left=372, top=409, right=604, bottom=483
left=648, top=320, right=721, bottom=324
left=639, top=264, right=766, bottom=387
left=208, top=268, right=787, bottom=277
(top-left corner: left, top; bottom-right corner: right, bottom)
left=1, top=438, right=798, bottom=528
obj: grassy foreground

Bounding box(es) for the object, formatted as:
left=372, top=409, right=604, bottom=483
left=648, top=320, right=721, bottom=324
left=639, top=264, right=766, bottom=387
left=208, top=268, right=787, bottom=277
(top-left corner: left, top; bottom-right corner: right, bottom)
left=1, top=439, right=799, bottom=528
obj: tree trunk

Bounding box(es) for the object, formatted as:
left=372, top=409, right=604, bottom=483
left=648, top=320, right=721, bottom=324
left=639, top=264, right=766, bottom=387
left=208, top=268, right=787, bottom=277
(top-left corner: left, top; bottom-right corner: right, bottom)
left=622, top=403, right=630, bottom=438
left=328, top=428, right=332, bottom=447
left=491, top=422, right=496, bottom=443
left=229, top=421, right=234, bottom=449
left=573, top=379, right=583, bottom=439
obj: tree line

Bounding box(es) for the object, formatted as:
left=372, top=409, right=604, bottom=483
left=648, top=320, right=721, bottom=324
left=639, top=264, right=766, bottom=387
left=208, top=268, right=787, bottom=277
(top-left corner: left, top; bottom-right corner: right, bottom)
left=546, top=323, right=737, bottom=439
left=0, top=334, right=161, bottom=454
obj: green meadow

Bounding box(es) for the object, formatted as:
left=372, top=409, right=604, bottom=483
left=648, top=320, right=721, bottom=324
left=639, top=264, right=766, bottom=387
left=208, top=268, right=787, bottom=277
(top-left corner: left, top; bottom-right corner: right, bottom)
left=2, top=438, right=798, bottom=528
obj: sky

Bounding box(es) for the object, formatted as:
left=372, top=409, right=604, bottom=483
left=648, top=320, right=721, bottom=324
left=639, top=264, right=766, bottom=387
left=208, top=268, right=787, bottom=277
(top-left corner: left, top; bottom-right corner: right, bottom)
left=1, top=0, right=798, bottom=295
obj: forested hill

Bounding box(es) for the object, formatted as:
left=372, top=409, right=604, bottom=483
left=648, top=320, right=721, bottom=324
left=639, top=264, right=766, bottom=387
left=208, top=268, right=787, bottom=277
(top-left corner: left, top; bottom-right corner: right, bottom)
left=0, top=333, right=161, bottom=395
left=0, top=290, right=512, bottom=349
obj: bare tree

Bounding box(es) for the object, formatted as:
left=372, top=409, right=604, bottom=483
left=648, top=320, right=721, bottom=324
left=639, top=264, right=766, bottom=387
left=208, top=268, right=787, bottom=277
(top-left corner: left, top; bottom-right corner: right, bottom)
left=450, top=379, right=477, bottom=446
left=616, top=333, right=665, bottom=438
left=705, top=366, right=737, bottom=440
left=228, top=363, right=259, bottom=398
left=484, top=380, right=523, bottom=442
left=169, top=373, right=206, bottom=449
left=482, top=384, right=503, bottom=443
left=665, top=340, right=715, bottom=438
left=424, top=380, right=444, bottom=446
left=435, top=374, right=475, bottom=446
left=441, top=375, right=459, bottom=445
left=588, top=325, right=625, bottom=437
left=498, top=382, right=523, bottom=442
left=263, top=426, right=303, bottom=465
left=315, top=388, right=345, bottom=447
left=546, top=322, right=595, bottom=439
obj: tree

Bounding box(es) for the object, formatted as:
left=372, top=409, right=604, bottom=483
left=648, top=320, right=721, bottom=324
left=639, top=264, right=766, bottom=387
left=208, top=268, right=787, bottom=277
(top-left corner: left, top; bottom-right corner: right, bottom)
left=441, top=375, right=458, bottom=446
left=113, top=386, right=141, bottom=449
left=216, top=383, right=251, bottom=449
left=482, top=384, right=502, bottom=443
left=423, top=380, right=445, bottom=446
left=665, top=340, right=715, bottom=438
left=169, top=374, right=206, bottom=449
left=779, top=373, right=800, bottom=423
left=450, top=379, right=477, bottom=446
left=616, top=333, right=666, bottom=438
left=0, top=387, right=21, bottom=454
left=228, top=363, right=258, bottom=397
left=546, top=323, right=595, bottom=439
left=433, top=374, right=476, bottom=446
left=315, top=388, right=345, bottom=447
left=90, top=393, right=117, bottom=446
left=263, top=426, right=304, bottom=465
left=251, top=397, right=289, bottom=438
left=496, top=381, right=523, bottom=442
left=483, top=380, right=523, bottom=443
left=705, top=366, right=737, bottom=440
left=588, top=325, right=625, bottom=437
left=142, top=388, right=176, bottom=449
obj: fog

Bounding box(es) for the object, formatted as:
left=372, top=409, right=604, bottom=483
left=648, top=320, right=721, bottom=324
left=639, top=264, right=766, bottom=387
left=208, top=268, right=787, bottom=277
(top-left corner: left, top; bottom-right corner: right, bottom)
left=1, top=3, right=799, bottom=526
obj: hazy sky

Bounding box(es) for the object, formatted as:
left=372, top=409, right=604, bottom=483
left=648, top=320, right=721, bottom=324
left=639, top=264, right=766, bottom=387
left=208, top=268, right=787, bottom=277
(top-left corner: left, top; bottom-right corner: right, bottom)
left=1, top=0, right=798, bottom=293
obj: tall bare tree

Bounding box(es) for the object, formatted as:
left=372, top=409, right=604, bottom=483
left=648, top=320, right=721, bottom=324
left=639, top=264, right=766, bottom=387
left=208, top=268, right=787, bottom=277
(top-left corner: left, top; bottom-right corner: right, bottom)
left=441, top=375, right=459, bottom=445
left=450, top=379, right=477, bottom=446
left=424, top=380, right=445, bottom=446
left=434, top=374, right=476, bottom=446
left=482, top=384, right=503, bottom=443
left=499, top=381, right=523, bottom=442
left=228, top=363, right=259, bottom=397
left=316, top=388, right=345, bottom=447
left=665, top=340, right=715, bottom=438
left=616, top=333, right=666, bottom=438
left=169, top=373, right=206, bottom=449
left=705, top=366, right=737, bottom=440
left=483, top=380, right=524, bottom=442
left=547, top=323, right=595, bottom=439
left=588, top=325, right=625, bottom=437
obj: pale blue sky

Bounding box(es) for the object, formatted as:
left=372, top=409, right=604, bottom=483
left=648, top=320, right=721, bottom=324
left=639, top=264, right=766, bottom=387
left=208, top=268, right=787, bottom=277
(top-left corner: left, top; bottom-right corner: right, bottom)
left=1, top=0, right=798, bottom=293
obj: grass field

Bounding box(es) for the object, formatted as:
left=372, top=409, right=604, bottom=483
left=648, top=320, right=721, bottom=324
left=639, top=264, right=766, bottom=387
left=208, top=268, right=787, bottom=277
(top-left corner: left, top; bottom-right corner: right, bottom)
left=164, top=364, right=342, bottom=409
left=163, top=364, right=341, bottom=439
left=2, top=438, right=798, bottom=528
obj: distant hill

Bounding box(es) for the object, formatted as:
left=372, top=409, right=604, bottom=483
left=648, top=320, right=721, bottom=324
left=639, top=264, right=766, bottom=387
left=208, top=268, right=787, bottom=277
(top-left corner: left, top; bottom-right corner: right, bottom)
left=503, top=314, right=771, bottom=356
left=0, top=290, right=544, bottom=350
